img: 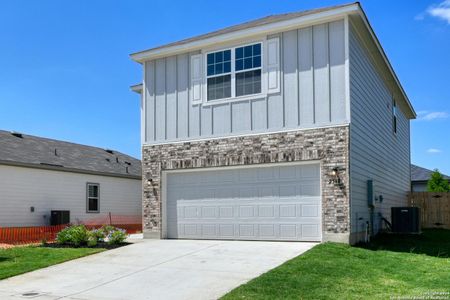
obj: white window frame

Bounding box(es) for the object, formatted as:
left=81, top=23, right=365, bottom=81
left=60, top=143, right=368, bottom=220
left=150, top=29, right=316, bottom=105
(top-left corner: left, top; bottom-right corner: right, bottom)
left=202, top=39, right=266, bottom=105
left=86, top=182, right=100, bottom=213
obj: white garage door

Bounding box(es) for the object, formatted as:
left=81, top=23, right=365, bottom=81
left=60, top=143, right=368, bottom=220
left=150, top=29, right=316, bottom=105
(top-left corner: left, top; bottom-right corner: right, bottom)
left=166, top=163, right=321, bottom=241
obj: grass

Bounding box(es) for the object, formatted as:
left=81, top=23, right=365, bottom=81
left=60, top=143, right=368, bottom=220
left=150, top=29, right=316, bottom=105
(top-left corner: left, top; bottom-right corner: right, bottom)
left=222, top=229, right=450, bottom=300
left=0, top=246, right=104, bottom=280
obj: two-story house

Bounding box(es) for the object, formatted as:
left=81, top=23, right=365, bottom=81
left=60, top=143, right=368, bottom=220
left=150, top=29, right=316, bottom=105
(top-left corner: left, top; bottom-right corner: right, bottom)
left=131, top=2, right=416, bottom=244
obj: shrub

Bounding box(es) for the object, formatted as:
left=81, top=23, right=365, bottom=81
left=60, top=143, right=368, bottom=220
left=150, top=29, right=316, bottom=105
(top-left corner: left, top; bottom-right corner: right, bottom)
left=427, top=169, right=450, bottom=192
left=107, top=228, right=127, bottom=245
left=90, top=228, right=106, bottom=243
left=101, top=225, right=115, bottom=235
left=56, top=225, right=89, bottom=247
left=56, top=225, right=127, bottom=247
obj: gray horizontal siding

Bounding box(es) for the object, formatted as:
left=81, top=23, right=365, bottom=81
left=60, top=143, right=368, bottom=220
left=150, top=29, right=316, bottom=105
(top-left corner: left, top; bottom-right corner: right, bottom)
left=143, top=20, right=347, bottom=144
left=349, top=23, right=410, bottom=238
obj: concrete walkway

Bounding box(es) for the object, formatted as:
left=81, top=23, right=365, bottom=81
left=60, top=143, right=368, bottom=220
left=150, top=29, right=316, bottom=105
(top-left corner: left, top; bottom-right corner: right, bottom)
left=0, top=239, right=316, bottom=300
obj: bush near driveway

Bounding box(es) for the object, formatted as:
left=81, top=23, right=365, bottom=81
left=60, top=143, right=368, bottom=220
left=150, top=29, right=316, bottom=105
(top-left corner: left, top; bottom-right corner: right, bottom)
left=222, top=229, right=450, bottom=300
left=56, top=225, right=128, bottom=247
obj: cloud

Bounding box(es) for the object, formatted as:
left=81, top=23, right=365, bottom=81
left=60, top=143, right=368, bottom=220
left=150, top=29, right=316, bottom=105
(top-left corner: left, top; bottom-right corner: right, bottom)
left=417, top=111, right=449, bottom=121
left=427, top=148, right=442, bottom=154
left=427, top=0, right=450, bottom=24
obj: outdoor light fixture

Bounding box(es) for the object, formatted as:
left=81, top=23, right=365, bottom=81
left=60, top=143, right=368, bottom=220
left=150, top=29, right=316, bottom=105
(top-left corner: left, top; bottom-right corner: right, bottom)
left=332, top=167, right=339, bottom=177
left=329, top=167, right=341, bottom=185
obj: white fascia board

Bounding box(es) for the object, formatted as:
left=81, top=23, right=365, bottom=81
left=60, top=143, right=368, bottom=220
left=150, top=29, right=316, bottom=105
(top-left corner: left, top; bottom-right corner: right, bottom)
left=130, top=4, right=360, bottom=63
left=130, top=83, right=143, bottom=94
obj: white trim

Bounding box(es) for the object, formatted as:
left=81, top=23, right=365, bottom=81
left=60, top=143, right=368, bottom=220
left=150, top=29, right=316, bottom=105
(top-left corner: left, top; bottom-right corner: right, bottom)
left=130, top=5, right=359, bottom=62
left=160, top=160, right=323, bottom=240
left=86, top=182, right=100, bottom=213
left=344, top=15, right=351, bottom=123
left=201, top=93, right=265, bottom=107
left=141, top=64, right=146, bottom=145
left=143, top=123, right=349, bottom=146
left=265, top=37, right=281, bottom=94
left=203, top=41, right=264, bottom=104
left=130, top=83, right=143, bottom=94
left=190, top=54, right=203, bottom=104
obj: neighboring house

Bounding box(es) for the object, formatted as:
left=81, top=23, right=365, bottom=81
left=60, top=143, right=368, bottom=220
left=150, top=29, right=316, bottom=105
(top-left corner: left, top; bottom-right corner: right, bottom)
left=411, top=164, right=450, bottom=192
left=131, top=2, right=416, bottom=244
left=0, top=130, right=142, bottom=227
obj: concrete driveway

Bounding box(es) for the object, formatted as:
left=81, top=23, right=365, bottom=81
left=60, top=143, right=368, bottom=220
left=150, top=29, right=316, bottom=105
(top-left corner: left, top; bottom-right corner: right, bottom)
left=0, top=238, right=316, bottom=300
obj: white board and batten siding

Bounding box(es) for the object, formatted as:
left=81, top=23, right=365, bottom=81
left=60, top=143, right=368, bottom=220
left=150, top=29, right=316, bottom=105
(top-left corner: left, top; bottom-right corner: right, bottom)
left=143, top=20, right=348, bottom=144
left=0, top=165, right=142, bottom=227
left=165, top=163, right=322, bottom=241
left=349, top=22, right=411, bottom=236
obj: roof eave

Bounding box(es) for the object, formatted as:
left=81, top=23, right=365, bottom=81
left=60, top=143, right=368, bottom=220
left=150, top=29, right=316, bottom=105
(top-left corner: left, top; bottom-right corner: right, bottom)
left=130, top=3, right=360, bottom=63
left=130, top=83, right=143, bottom=94
left=0, top=160, right=142, bottom=180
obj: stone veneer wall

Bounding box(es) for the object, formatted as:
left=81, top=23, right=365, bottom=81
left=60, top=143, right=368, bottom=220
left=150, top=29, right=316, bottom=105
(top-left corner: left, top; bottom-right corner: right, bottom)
left=142, top=125, right=350, bottom=243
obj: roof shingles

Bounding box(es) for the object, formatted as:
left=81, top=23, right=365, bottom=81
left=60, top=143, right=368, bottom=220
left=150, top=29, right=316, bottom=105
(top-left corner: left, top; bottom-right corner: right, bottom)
left=0, top=130, right=141, bottom=178
left=411, top=164, right=450, bottom=182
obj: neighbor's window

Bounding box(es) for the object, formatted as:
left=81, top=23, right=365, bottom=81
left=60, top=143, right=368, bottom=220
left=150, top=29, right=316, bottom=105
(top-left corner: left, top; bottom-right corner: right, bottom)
left=86, top=183, right=100, bottom=213
left=393, top=100, right=397, bottom=134
left=206, top=43, right=262, bottom=101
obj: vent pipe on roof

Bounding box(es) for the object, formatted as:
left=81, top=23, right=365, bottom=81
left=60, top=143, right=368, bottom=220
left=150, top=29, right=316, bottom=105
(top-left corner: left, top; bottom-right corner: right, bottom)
left=116, top=157, right=119, bottom=163
left=11, top=131, right=23, bottom=138
left=105, top=149, right=114, bottom=154
left=54, top=148, right=58, bottom=156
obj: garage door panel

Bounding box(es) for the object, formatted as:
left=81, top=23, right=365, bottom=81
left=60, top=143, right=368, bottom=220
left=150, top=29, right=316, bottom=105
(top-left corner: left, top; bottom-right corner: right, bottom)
left=219, top=206, right=233, bottom=218
left=167, top=163, right=321, bottom=241
left=301, top=204, right=320, bottom=217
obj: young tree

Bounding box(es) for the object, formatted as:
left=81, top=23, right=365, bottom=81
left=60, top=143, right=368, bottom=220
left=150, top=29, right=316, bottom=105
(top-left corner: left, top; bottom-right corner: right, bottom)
left=427, top=169, right=450, bottom=192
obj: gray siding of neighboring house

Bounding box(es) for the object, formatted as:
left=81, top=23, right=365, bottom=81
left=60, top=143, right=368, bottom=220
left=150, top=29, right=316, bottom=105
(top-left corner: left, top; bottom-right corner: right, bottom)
left=349, top=22, right=411, bottom=240
left=143, top=20, right=348, bottom=144
left=411, top=182, right=427, bottom=192
left=0, top=165, right=142, bottom=227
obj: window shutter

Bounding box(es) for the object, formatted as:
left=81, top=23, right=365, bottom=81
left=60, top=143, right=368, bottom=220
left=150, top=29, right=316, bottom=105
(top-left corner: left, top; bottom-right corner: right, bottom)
left=265, top=37, right=280, bottom=94
left=190, top=54, right=203, bottom=103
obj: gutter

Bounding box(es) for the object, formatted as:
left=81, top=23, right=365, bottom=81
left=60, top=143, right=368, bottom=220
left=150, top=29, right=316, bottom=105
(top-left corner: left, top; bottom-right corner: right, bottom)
left=0, top=160, right=142, bottom=180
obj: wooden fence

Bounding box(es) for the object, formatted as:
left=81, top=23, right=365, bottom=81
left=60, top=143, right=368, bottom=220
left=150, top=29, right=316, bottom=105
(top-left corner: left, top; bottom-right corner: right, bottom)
left=408, top=192, right=450, bottom=229
left=0, top=223, right=142, bottom=245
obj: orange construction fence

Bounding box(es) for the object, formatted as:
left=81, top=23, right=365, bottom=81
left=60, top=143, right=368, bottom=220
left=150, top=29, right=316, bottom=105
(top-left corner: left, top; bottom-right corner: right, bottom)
left=0, top=223, right=142, bottom=245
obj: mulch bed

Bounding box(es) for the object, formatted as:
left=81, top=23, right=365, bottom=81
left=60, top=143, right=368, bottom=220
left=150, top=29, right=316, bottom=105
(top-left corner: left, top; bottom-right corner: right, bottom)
left=40, top=242, right=130, bottom=250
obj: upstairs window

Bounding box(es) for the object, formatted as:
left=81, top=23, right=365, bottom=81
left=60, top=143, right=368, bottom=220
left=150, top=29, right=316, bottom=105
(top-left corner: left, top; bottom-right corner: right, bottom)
left=393, top=100, right=398, bottom=134
left=206, top=43, right=262, bottom=101
left=207, top=50, right=231, bottom=101
left=86, top=183, right=100, bottom=213
left=235, top=44, right=262, bottom=97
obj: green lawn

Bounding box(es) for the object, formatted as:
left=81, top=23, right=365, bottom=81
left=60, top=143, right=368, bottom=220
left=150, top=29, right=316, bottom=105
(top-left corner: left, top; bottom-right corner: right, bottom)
left=0, top=246, right=104, bottom=280
left=222, top=229, right=450, bottom=300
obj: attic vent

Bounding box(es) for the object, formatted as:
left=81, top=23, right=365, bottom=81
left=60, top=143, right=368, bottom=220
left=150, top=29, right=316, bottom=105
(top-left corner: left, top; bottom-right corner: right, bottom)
left=11, top=131, right=23, bottom=138
left=105, top=149, right=114, bottom=154
left=105, top=158, right=111, bottom=162
left=124, top=161, right=131, bottom=166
